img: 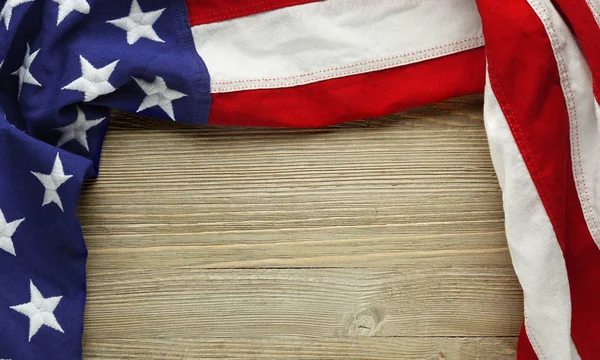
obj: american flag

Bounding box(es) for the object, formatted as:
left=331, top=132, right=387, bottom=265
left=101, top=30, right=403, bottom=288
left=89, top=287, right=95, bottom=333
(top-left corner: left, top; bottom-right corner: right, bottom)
left=0, top=0, right=598, bottom=358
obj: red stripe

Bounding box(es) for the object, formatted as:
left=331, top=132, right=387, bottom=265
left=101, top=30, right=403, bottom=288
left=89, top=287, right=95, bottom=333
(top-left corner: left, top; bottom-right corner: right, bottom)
left=554, top=0, right=600, bottom=101
left=186, top=0, right=323, bottom=26
left=477, top=0, right=600, bottom=357
left=208, top=48, right=485, bottom=127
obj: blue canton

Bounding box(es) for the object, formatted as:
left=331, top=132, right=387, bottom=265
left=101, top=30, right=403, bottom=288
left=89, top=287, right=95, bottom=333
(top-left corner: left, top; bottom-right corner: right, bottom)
left=0, top=0, right=211, bottom=358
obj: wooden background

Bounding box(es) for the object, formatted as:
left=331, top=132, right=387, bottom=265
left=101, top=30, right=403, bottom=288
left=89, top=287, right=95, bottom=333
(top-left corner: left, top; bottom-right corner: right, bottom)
left=78, top=95, right=523, bottom=359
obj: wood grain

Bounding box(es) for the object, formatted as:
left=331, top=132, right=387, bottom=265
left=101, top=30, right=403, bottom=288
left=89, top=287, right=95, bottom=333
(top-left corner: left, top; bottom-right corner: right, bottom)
left=83, top=337, right=518, bottom=359
left=80, top=95, right=521, bottom=358
left=85, top=268, right=522, bottom=338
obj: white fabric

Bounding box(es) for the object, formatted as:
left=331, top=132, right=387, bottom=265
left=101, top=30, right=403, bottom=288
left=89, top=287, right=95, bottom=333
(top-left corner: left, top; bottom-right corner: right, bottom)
left=191, top=0, right=484, bottom=93
left=52, top=0, right=90, bottom=26
left=132, top=76, right=187, bottom=121
left=61, top=56, right=118, bottom=102
left=484, top=75, right=579, bottom=360
left=55, top=106, right=105, bottom=151
left=527, top=0, right=600, bottom=250
left=0, top=208, right=24, bottom=256
left=106, top=0, right=165, bottom=45
left=12, top=43, right=41, bottom=99
left=30, top=153, right=73, bottom=212
left=10, top=280, right=64, bottom=341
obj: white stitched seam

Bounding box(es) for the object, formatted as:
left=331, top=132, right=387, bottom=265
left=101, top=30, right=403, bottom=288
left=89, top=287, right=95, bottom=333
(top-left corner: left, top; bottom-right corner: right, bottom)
left=524, top=311, right=548, bottom=360
left=585, top=0, right=600, bottom=25
left=211, top=36, right=484, bottom=93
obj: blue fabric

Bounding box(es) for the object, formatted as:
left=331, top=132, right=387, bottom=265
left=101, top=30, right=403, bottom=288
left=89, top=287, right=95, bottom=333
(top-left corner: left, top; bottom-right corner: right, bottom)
left=0, top=0, right=210, bottom=358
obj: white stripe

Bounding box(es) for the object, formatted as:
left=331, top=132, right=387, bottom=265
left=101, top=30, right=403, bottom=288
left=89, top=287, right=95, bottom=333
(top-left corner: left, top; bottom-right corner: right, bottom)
left=191, top=0, right=483, bottom=93
left=585, top=0, right=600, bottom=26
left=484, top=75, right=578, bottom=360
left=527, top=0, right=600, bottom=250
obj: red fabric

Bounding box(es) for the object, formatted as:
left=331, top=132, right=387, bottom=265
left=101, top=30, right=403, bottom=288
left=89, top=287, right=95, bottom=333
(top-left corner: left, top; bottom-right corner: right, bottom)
left=186, top=0, right=323, bottom=26
left=518, top=324, right=539, bottom=360
left=554, top=0, right=600, bottom=101
left=477, top=0, right=600, bottom=357
left=208, top=48, right=485, bottom=127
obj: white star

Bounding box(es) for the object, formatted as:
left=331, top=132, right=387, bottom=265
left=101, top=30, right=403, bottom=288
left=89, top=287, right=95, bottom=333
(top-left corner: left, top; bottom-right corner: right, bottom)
left=62, top=56, right=118, bottom=102
left=0, top=209, right=24, bottom=256
left=31, top=153, right=73, bottom=211
left=0, top=0, right=34, bottom=30
left=107, top=0, right=165, bottom=45
left=133, top=76, right=186, bottom=121
left=55, top=106, right=105, bottom=151
left=10, top=280, right=64, bottom=341
left=11, top=43, right=41, bottom=99
left=53, top=0, right=90, bottom=25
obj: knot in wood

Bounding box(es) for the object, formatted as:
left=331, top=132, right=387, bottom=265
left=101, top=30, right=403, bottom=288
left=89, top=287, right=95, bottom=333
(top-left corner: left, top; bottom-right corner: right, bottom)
left=346, top=307, right=383, bottom=337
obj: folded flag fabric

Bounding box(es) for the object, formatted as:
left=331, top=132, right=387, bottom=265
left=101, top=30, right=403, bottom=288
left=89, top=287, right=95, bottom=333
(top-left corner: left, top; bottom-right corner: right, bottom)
left=0, top=0, right=598, bottom=358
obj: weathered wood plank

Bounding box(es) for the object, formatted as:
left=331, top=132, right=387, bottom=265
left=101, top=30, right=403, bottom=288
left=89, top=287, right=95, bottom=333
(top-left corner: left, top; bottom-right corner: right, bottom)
left=85, top=232, right=511, bottom=270
left=84, top=268, right=522, bottom=338
left=83, top=337, right=518, bottom=359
